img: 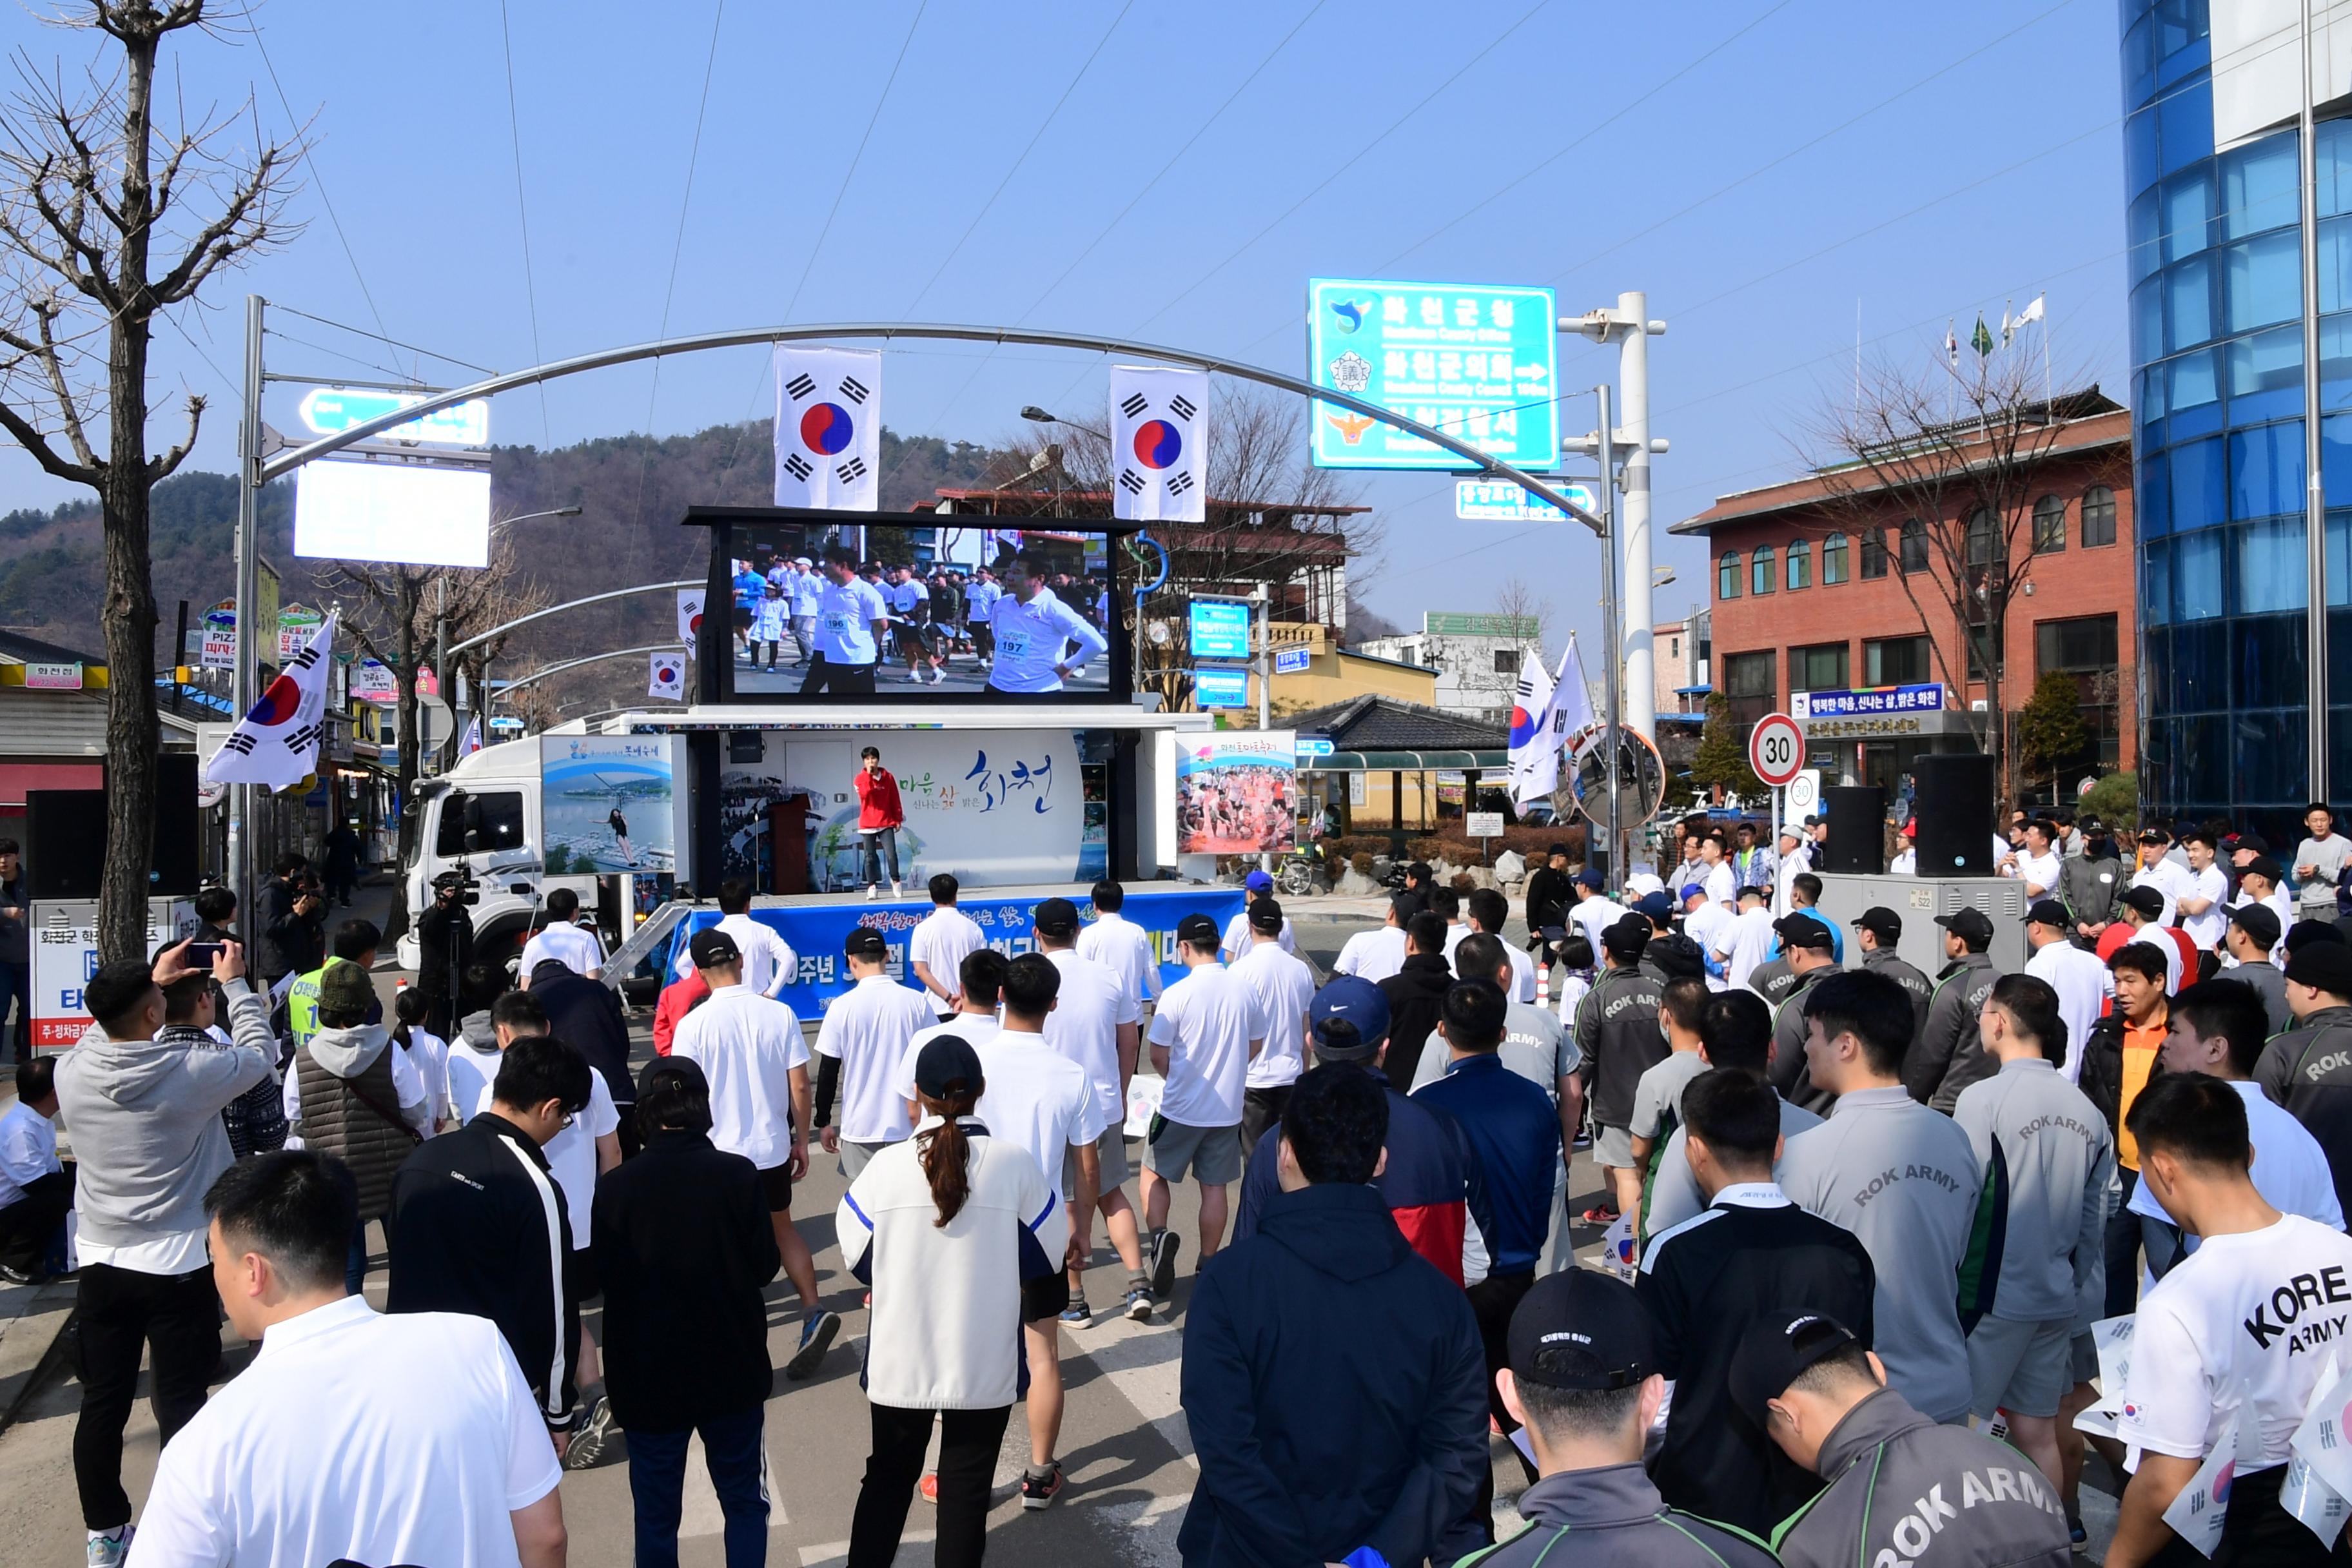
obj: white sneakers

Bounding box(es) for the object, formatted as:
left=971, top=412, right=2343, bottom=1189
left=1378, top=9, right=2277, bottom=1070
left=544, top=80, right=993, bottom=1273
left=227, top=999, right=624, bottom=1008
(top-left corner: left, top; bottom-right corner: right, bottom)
left=865, top=885, right=879, bottom=901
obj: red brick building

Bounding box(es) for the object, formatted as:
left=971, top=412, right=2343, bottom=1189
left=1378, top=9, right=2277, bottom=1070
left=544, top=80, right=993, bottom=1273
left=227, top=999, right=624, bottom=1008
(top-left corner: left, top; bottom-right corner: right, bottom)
left=1669, top=391, right=2135, bottom=803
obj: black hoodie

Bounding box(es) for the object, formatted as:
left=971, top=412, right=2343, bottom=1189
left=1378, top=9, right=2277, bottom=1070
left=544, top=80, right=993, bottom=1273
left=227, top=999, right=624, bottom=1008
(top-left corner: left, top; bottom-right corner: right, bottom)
left=1177, top=1181, right=1487, bottom=1568
left=1379, top=952, right=1456, bottom=1090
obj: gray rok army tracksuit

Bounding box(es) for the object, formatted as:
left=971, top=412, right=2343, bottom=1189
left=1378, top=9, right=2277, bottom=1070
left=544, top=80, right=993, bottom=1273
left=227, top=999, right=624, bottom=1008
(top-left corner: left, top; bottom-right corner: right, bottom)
left=1907, top=953, right=2002, bottom=1113
left=1778, top=1086, right=1983, bottom=1424
left=1770, top=1386, right=2074, bottom=1568
left=1950, top=1057, right=2115, bottom=1421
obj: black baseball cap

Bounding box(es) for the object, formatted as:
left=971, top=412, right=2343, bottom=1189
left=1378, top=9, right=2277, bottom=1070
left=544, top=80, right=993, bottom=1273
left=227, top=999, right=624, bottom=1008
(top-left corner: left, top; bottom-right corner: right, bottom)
left=2137, top=827, right=2170, bottom=845
left=1934, top=908, right=1995, bottom=945
left=2286, top=942, right=2352, bottom=997
left=1773, top=914, right=1836, bottom=952
left=2079, top=816, right=2107, bottom=835
left=2228, top=903, right=2283, bottom=951
left=1729, top=1313, right=1866, bottom=1426
left=1547, top=842, right=1572, bottom=858
left=688, top=927, right=741, bottom=969
left=2120, top=885, right=2167, bottom=919
left=1853, top=906, right=1902, bottom=941
left=2024, top=898, right=2071, bottom=930
left=2287, top=919, right=2349, bottom=956
left=2243, top=855, right=2286, bottom=885
left=913, top=1034, right=985, bottom=1099
left=1032, top=897, right=1081, bottom=937
left=1248, top=896, right=1286, bottom=934
left=1507, top=1271, right=1658, bottom=1391
left=1176, top=913, right=1221, bottom=947
left=1602, top=913, right=1652, bottom=960
left=844, top=925, right=889, bottom=960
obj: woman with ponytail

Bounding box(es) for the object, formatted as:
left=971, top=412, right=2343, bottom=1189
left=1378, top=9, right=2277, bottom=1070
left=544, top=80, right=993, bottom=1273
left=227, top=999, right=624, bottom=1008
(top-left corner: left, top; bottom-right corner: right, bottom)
left=836, top=1035, right=1065, bottom=1568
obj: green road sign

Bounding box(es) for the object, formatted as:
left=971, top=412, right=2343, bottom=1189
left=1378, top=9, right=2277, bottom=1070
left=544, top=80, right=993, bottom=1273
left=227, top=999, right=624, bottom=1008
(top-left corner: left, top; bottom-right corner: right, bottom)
left=1306, top=278, right=1557, bottom=471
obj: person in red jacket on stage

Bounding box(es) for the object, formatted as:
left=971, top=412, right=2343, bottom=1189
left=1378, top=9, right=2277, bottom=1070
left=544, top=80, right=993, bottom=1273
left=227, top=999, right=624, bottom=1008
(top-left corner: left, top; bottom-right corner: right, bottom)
left=854, top=746, right=906, bottom=901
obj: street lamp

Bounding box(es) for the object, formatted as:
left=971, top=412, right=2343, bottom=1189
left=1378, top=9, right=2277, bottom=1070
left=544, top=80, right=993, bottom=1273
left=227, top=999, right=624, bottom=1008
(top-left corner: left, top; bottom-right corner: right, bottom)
left=1021, top=405, right=1108, bottom=440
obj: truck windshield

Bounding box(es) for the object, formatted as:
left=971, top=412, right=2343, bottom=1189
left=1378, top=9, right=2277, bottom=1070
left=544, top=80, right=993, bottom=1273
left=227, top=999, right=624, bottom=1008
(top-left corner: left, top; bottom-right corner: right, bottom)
left=435, top=790, right=527, bottom=857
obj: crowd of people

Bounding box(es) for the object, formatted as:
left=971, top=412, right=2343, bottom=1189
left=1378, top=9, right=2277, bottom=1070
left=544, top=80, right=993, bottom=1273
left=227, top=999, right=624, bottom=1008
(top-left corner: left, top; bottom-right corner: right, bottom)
left=20, top=796, right=2352, bottom=1565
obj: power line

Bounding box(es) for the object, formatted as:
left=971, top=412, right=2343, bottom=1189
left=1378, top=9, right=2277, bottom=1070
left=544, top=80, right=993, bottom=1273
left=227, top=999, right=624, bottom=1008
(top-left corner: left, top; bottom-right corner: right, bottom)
left=496, top=0, right=553, bottom=444
left=785, top=0, right=930, bottom=320
left=265, top=304, right=498, bottom=377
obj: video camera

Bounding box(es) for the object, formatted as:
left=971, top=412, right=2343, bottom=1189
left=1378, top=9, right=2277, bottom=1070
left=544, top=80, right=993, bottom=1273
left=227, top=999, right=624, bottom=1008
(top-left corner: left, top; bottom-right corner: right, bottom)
left=433, top=866, right=482, bottom=907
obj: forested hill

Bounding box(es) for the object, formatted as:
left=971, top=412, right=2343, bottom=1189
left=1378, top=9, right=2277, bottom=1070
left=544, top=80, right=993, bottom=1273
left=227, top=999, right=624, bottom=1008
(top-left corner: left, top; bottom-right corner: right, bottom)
left=0, top=423, right=1006, bottom=692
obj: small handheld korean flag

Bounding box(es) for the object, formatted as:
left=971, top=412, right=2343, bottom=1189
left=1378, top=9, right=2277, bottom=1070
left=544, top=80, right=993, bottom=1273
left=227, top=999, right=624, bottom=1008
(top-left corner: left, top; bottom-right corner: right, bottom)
left=2283, top=1349, right=2352, bottom=1548
left=1108, top=365, right=1208, bottom=523
left=773, top=346, right=880, bottom=510
left=649, top=652, right=686, bottom=701
left=677, top=589, right=704, bottom=659
left=205, top=609, right=338, bottom=794
left=2162, top=1387, right=2260, bottom=1558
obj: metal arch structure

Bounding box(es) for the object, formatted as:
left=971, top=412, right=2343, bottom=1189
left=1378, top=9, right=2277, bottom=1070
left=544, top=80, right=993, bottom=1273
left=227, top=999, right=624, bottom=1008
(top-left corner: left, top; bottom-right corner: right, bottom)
left=499, top=643, right=685, bottom=694
left=448, top=580, right=701, bottom=659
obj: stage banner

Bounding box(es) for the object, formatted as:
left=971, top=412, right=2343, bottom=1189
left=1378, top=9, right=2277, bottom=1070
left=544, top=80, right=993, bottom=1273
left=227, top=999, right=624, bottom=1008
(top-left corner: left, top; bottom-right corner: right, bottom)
left=1175, top=731, right=1298, bottom=856
left=540, top=734, right=679, bottom=875
left=665, top=885, right=1244, bottom=1016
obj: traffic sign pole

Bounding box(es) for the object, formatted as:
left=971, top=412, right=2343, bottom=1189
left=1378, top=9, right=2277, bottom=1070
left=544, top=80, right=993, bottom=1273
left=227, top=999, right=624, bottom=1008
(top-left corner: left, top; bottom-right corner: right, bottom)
left=1594, top=383, right=1623, bottom=892
left=1746, top=710, right=1807, bottom=917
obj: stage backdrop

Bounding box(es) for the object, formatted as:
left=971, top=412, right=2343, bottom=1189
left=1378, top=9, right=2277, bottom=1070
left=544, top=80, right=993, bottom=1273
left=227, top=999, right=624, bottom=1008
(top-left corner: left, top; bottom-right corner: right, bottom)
left=663, top=885, right=1243, bottom=1015
left=721, top=728, right=1099, bottom=890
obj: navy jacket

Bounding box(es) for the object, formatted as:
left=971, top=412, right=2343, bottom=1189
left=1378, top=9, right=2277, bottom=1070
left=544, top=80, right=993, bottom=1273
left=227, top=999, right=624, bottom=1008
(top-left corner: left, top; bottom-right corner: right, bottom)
left=1179, top=1181, right=1489, bottom=1568
left=1413, top=1052, right=1561, bottom=1277
left=530, top=959, right=635, bottom=1109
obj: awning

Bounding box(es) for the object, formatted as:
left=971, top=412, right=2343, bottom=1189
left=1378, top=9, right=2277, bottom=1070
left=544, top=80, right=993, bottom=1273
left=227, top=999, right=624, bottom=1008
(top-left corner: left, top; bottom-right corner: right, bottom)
left=1309, top=749, right=1507, bottom=772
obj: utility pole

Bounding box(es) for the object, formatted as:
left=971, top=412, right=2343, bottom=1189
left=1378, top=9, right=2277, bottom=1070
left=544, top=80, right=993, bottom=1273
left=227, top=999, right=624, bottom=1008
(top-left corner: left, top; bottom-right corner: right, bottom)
left=2301, top=0, right=2329, bottom=801
left=1257, top=580, right=1273, bottom=875
left=1594, top=382, right=1625, bottom=892
left=228, top=294, right=264, bottom=912
left=1565, top=295, right=1667, bottom=742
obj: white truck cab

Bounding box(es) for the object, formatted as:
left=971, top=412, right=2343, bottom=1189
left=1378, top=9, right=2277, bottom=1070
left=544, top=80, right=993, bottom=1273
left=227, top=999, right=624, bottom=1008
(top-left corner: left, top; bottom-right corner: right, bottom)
left=395, top=743, right=596, bottom=979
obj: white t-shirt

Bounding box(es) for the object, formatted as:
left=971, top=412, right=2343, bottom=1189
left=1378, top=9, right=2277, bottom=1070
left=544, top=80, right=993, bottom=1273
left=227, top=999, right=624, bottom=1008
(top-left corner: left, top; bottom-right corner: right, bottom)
left=1076, top=910, right=1162, bottom=1009
left=0, top=1101, right=59, bottom=1206
left=1220, top=910, right=1297, bottom=963
left=2131, top=861, right=2190, bottom=926
left=908, top=907, right=987, bottom=1003
left=2119, top=1213, right=2352, bottom=1471
left=674, top=912, right=799, bottom=998
left=2128, top=1080, right=2346, bottom=1240
left=814, top=576, right=888, bottom=664
left=894, top=1013, right=1004, bottom=1103
left=1722, top=905, right=1778, bottom=991
left=476, top=1072, right=615, bottom=1248
left=816, top=974, right=938, bottom=1144
left=1682, top=901, right=1734, bottom=990
left=1569, top=895, right=1622, bottom=957
left=1332, top=925, right=1408, bottom=984
left=788, top=569, right=823, bottom=616
left=446, top=1037, right=500, bottom=1130
left=2022, top=938, right=2115, bottom=1082
left=2018, top=850, right=2062, bottom=896
left=400, top=1029, right=453, bottom=1128
left=974, top=1030, right=1107, bottom=1199
left=1701, top=861, right=1738, bottom=908
left=127, top=1297, right=560, bottom=1568
left=1233, top=940, right=1316, bottom=1090
left=669, top=986, right=810, bottom=1170
left=1148, top=962, right=1268, bottom=1128
left=1890, top=848, right=1917, bottom=875
left=519, top=920, right=603, bottom=979
left=1043, top=948, right=1140, bottom=1130
left=1497, top=941, right=1539, bottom=1003
left=2177, top=865, right=2230, bottom=951
left=987, top=589, right=1108, bottom=692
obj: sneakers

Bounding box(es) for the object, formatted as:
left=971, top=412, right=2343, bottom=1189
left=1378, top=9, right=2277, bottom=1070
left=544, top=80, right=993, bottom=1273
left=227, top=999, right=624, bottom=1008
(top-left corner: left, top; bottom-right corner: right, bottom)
left=785, top=1309, right=840, bottom=1380
left=927, top=667, right=945, bottom=685
left=865, top=885, right=879, bottom=901
left=1059, top=1294, right=1092, bottom=1327
left=919, top=1473, right=940, bottom=1504
left=1122, top=1285, right=1153, bottom=1322
left=1021, top=1461, right=1066, bottom=1510
left=563, top=1393, right=618, bottom=1469
left=904, top=669, right=924, bottom=682
left=1148, top=1230, right=1182, bottom=1303
left=86, top=1529, right=133, bottom=1568
left=2068, top=1522, right=2087, bottom=1555
left=0, top=1262, right=39, bottom=1285
left=890, top=881, right=903, bottom=897
left=1579, top=1204, right=1621, bottom=1227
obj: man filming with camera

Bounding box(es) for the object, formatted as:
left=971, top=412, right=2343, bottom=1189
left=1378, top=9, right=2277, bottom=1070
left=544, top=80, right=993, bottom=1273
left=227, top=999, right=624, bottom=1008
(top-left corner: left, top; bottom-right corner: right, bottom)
left=416, top=871, right=476, bottom=1037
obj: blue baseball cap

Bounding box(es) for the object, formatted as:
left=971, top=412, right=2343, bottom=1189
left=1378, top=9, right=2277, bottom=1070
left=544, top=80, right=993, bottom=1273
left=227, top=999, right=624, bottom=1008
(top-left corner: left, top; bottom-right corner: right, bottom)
left=1244, top=868, right=1275, bottom=892
left=1308, top=977, right=1390, bottom=1058
left=1634, top=890, right=1674, bottom=920
left=1574, top=868, right=1605, bottom=891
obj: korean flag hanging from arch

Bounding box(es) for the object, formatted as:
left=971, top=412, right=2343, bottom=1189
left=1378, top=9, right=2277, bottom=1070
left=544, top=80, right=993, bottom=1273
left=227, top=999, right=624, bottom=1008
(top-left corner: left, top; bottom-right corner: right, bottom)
left=773, top=346, right=881, bottom=510
left=1108, top=365, right=1208, bottom=524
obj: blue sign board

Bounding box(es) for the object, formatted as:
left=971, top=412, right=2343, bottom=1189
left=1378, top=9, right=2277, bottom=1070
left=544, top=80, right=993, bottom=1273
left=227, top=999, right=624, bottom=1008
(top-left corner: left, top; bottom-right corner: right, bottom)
left=662, top=887, right=1244, bottom=1015
left=1274, top=646, right=1312, bottom=675
left=1796, top=683, right=1946, bottom=719
left=1308, top=277, right=1558, bottom=471
left=1295, top=735, right=1335, bottom=758
left=1193, top=666, right=1251, bottom=709
left=1455, top=476, right=1598, bottom=523
left=1190, top=598, right=1252, bottom=660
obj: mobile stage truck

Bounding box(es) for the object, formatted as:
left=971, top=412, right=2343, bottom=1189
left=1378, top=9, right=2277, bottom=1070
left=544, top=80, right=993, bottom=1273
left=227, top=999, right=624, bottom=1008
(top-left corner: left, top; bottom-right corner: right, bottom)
left=398, top=505, right=1253, bottom=1012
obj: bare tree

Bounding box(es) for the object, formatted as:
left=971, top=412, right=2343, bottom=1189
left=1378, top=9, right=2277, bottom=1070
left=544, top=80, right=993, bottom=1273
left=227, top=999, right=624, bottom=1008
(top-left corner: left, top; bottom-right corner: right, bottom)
left=1805, top=351, right=2121, bottom=806
left=0, top=3, right=299, bottom=958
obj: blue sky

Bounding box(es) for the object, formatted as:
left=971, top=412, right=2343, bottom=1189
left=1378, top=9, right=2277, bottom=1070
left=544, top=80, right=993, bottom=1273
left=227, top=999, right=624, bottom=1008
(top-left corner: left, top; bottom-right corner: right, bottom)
left=0, top=0, right=2130, bottom=646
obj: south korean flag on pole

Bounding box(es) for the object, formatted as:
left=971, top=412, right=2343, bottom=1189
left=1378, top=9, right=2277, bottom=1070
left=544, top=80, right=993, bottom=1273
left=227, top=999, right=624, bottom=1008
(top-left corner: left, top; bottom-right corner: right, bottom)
left=773, top=346, right=881, bottom=510
left=1109, top=365, right=1208, bottom=524
left=205, top=609, right=338, bottom=793
left=649, top=651, right=686, bottom=701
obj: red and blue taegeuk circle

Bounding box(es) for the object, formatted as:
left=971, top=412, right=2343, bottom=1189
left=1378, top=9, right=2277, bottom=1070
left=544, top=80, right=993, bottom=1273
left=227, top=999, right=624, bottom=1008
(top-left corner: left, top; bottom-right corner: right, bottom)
left=799, top=402, right=854, bottom=456
left=248, top=672, right=302, bottom=725
left=1507, top=704, right=1540, bottom=749
left=1133, top=419, right=1182, bottom=470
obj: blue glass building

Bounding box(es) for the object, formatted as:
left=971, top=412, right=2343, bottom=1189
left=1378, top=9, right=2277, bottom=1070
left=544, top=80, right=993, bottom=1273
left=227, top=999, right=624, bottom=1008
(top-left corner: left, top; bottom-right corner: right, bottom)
left=2126, top=0, right=2352, bottom=838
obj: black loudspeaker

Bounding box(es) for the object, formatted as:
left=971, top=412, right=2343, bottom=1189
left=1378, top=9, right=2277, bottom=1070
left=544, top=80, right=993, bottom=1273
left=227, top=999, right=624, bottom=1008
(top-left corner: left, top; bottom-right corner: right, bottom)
left=1821, top=786, right=1887, bottom=874
left=1911, top=753, right=1997, bottom=876
left=25, top=788, right=106, bottom=898
left=152, top=752, right=199, bottom=896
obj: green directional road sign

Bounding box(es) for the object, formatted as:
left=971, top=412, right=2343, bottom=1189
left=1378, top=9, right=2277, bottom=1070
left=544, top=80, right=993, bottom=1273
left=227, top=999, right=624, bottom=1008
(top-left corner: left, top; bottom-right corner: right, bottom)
left=1306, top=278, right=1556, bottom=471
left=297, top=386, right=490, bottom=447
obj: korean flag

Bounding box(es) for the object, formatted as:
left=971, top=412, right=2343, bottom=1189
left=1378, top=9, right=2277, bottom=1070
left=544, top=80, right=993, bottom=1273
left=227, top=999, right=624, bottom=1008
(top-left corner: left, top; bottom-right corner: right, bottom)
left=773, top=346, right=881, bottom=511
left=648, top=652, right=686, bottom=701
left=1108, top=365, right=1208, bottom=524
left=205, top=609, right=338, bottom=794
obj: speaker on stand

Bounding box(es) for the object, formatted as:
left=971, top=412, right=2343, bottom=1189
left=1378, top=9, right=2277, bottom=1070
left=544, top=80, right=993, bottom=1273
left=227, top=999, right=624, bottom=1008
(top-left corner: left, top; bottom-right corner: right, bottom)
left=1909, top=754, right=1997, bottom=876
left=1819, top=785, right=1887, bottom=874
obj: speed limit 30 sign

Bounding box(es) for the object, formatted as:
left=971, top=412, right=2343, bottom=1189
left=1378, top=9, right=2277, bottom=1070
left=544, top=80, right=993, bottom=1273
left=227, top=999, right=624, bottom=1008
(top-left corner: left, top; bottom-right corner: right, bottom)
left=1748, top=712, right=1805, bottom=789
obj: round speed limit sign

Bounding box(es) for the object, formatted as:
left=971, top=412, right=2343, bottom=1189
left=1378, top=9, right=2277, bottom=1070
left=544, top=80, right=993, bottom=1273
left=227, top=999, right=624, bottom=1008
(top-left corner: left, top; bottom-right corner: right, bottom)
left=1748, top=712, right=1805, bottom=789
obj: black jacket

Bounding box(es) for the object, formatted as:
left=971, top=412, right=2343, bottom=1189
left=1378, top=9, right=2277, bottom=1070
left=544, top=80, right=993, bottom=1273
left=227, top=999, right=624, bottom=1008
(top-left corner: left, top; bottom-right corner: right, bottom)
left=387, top=1112, right=578, bottom=1426
left=1380, top=954, right=1456, bottom=1092
left=257, top=875, right=324, bottom=979
left=1574, top=963, right=1669, bottom=1128
left=530, top=959, right=635, bottom=1108
left=415, top=899, right=475, bottom=997
left=1769, top=964, right=1841, bottom=1115
left=2076, top=1010, right=2147, bottom=1137
left=591, top=1128, right=779, bottom=1432
left=1177, top=1181, right=1488, bottom=1568
left=1524, top=866, right=1571, bottom=934
left=2255, top=1004, right=2352, bottom=1222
